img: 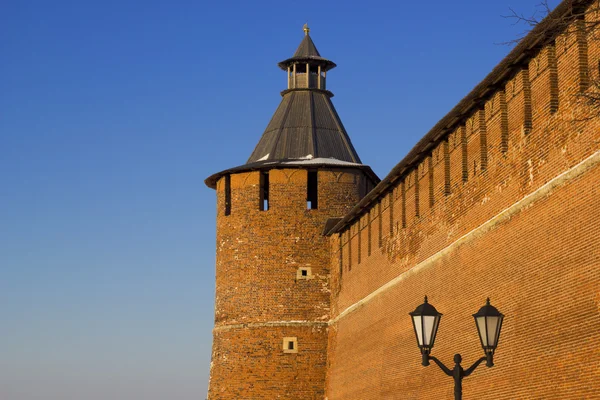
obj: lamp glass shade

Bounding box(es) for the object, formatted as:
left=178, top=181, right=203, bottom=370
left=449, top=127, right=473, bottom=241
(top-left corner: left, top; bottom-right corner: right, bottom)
left=473, top=299, right=504, bottom=351
left=409, top=297, right=442, bottom=350
left=413, top=315, right=441, bottom=346
left=475, top=315, right=502, bottom=347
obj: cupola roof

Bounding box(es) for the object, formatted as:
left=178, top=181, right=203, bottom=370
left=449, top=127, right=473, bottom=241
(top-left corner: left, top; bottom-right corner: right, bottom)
left=277, top=24, right=337, bottom=71
left=205, top=26, right=377, bottom=189
left=293, top=30, right=320, bottom=57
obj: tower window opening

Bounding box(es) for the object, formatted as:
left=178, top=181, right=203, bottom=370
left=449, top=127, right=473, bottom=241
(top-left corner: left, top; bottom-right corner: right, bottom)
left=307, top=171, right=318, bottom=210
left=283, top=337, right=298, bottom=353
left=260, top=172, right=269, bottom=211
left=224, top=175, right=231, bottom=216
left=296, top=267, right=313, bottom=280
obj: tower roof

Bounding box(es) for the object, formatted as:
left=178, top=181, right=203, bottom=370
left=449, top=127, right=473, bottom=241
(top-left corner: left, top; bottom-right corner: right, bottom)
left=245, top=90, right=361, bottom=164
left=205, top=26, right=377, bottom=189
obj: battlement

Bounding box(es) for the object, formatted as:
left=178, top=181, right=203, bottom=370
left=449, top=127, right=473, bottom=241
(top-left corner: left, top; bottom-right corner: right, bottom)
left=330, top=2, right=600, bottom=311
left=215, top=168, right=375, bottom=220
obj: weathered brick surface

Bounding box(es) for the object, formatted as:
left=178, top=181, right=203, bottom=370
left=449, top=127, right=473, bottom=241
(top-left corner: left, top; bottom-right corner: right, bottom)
left=327, top=6, right=600, bottom=399
left=208, top=168, right=370, bottom=399
left=211, top=325, right=328, bottom=399
left=327, top=162, right=600, bottom=399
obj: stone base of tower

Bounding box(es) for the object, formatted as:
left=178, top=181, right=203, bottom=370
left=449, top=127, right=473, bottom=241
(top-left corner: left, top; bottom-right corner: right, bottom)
left=208, top=324, right=328, bottom=400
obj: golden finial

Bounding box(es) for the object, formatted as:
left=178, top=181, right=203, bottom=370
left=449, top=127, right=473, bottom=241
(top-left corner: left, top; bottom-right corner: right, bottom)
left=303, top=23, right=310, bottom=36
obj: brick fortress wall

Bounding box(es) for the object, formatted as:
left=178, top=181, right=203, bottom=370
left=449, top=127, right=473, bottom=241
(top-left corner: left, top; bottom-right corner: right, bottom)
left=208, top=168, right=372, bottom=399
left=327, top=4, right=600, bottom=399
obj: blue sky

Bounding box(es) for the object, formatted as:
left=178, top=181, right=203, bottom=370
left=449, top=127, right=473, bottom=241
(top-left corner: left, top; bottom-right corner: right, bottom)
left=1, top=0, right=560, bottom=398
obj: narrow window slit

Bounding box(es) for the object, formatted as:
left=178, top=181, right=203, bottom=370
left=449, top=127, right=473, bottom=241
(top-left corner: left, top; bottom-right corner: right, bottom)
left=307, top=171, right=318, bottom=210
left=224, top=175, right=231, bottom=216
left=260, top=172, right=269, bottom=211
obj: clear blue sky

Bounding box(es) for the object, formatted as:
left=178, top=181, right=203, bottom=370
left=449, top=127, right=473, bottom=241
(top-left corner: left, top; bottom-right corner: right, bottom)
left=1, top=1, right=559, bottom=399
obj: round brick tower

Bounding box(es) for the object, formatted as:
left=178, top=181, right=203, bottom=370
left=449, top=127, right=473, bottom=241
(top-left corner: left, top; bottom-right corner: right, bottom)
left=205, top=25, right=378, bottom=400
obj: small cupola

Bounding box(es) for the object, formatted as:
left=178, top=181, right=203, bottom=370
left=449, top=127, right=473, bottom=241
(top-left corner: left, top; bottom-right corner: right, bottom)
left=277, top=24, right=336, bottom=91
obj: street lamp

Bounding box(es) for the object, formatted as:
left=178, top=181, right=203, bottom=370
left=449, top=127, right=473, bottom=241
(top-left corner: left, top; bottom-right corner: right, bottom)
left=408, top=295, right=442, bottom=367
left=473, top=298, right=504, bottom=367
left=409, top=296, right=504, bottom=400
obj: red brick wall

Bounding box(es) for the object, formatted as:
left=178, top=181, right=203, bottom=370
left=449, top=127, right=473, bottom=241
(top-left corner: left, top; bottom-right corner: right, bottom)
left=208, top=168, right=369, bottom=399
left=327, top=6, right=600, bottom=399
left=211, top=325, right=328, bottom=399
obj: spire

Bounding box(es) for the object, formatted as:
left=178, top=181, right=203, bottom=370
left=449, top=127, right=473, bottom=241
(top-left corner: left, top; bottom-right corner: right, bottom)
left=292, top=33, right=321, bottom=59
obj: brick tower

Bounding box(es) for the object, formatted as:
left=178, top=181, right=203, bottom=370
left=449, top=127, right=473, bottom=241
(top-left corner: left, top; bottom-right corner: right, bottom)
left=205, top=25, right=379, bottom=399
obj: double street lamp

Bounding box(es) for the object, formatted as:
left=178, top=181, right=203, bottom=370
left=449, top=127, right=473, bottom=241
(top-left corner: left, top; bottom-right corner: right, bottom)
left=409, top=296, right=504, bottom=400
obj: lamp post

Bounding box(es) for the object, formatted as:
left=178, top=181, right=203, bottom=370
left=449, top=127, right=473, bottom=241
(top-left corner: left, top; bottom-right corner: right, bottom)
left=409, top=297, right=504, bottom=400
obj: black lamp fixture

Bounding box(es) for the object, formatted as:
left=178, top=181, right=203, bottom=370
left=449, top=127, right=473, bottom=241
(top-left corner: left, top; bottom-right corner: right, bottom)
left=408, top=295, right=442, bottom=367
left=409, top=296, right=504, bottom=400
left=473, top=298, right=504, bottom=367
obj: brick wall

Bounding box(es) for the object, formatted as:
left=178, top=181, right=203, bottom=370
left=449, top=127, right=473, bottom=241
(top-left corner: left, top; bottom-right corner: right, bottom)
left=327, top=4, right=600, bottom=398
left=208, top=168, right=369, bottom=399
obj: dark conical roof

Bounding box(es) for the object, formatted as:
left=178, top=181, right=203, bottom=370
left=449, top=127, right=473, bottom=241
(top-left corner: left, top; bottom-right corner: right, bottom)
left=205, top=26, right=378, bottom=189
left=252, top=26, right=354, bottom=163
left=293, top=33, right=321, bottom=58
left=278, top=25, right=336, bottom=71
left=246, top=90, right=361, bottom=163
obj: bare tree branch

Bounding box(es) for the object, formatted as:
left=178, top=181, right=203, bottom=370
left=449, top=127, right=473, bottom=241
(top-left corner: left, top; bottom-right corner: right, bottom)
left=503, top=0, right=600, bottom=117
left=499, top=1, right=553, bottom=45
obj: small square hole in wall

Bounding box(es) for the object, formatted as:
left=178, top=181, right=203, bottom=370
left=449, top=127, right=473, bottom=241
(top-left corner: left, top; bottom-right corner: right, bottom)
left=296, top=267, right=313, bottom=280
left=283, top=337, right=298, bottom=353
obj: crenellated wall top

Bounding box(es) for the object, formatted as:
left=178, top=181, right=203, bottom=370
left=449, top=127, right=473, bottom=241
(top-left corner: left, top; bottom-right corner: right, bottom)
left=327, top=0, right=595, bottom=235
